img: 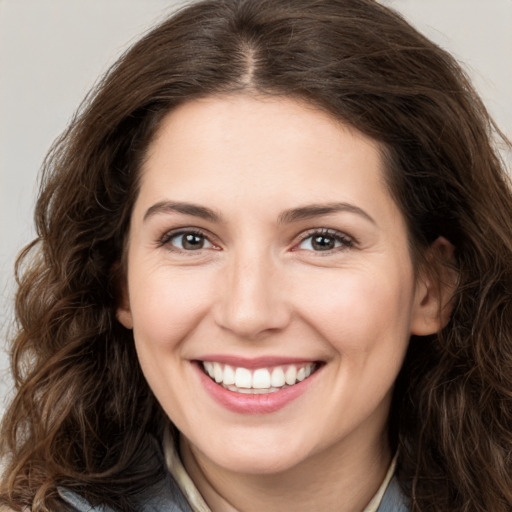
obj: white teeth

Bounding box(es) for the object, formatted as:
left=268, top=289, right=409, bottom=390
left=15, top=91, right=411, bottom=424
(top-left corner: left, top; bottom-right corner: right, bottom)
left=235, top=367, right=252, bottom=388
left=201, top=361, right=317, bottom=393
left=285, top=365, right=297, bottom=385
left=226, top=385, right=281, bottom=394
left=271, top=367, right=285, bottom=387
left=237, top=388, right=256, bottom=394
left=252, top=368, right=271, bottom=389
left=223, top=364, right=236, bottom=385
left=204, top=361, right=214, bottom=379
left=213, top=362, right=223, bottom=383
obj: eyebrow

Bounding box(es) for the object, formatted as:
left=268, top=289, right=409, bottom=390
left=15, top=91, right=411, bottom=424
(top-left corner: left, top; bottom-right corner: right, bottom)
left=143, top=200, right=375, bottom=225
left=143, top=201, right=222, bottom=223
left=278, top=203, right=376, bottom=225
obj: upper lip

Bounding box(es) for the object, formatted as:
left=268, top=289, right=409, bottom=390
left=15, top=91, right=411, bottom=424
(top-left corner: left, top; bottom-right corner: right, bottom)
left=195, top=355, right=321, bottom=369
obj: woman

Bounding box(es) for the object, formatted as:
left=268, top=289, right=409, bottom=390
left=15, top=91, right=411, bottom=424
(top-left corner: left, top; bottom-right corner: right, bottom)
left=1, top=0, right=511, bottom=511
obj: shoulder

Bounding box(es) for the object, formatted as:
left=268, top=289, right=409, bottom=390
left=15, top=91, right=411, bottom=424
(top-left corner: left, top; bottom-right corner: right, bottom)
left=57, top=434, right=193, bottom=512
left=58, top=472, right=193, bottom=512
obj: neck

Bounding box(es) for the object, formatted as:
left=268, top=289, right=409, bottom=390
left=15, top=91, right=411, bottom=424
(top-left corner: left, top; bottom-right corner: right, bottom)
left=180, top=430, right=392, bottom=512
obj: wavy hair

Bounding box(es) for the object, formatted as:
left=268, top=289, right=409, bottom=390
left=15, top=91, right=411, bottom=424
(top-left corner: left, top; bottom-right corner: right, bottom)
left=2, top=0, right=512, bottom=510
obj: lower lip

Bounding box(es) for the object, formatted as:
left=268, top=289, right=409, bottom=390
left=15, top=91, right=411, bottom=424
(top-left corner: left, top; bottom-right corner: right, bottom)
left=194, top=362, right=319, bottom=414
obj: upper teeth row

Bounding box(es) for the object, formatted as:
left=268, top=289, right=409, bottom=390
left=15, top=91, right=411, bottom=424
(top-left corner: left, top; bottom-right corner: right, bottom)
left=202, top=362, right=316, bottom=389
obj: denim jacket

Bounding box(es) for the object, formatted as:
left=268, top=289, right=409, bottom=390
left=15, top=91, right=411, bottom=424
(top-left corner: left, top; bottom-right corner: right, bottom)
left=58, top=472, right=409, bottom=512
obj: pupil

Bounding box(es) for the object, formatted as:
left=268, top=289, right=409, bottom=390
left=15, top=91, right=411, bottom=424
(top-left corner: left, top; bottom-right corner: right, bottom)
left=183, top=234, right=203, bottom=250
left=312, top=235, right=334, bottom=250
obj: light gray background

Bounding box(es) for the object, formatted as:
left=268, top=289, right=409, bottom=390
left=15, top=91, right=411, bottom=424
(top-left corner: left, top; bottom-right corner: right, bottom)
left=1, top=0, right=511, bottom=413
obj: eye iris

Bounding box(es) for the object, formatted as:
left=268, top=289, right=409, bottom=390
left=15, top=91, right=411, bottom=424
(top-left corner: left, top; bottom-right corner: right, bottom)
left=182, top=233, right=204, bottom=250
left=312, top=235, right=335, bottom=250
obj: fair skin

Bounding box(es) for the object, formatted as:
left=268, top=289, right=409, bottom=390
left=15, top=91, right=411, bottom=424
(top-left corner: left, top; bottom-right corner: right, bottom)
left=117, top=94, right=449, bottom=512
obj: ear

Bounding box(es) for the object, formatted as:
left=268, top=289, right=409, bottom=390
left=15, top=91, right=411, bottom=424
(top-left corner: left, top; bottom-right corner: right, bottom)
left=113, top=265, right=133, bottom=330
left=117, top=300, right=134, bottom=330
left=410, top=237, right=458, bottom=336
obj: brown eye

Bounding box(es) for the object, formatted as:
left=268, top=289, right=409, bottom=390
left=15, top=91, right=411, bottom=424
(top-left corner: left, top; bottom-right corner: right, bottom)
left=311, top=235, right=336, bottom=251
left=168, top=232, right=213, bottom=251
left=298, top=230, right=353, bottom=252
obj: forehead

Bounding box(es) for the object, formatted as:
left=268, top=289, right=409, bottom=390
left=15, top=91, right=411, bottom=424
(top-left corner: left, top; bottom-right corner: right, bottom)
left=134, top=94, right=398, bottom=229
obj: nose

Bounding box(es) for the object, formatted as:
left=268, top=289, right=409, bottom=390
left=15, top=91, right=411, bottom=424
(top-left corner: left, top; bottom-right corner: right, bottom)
left=213, top=250, right=291, bottom=340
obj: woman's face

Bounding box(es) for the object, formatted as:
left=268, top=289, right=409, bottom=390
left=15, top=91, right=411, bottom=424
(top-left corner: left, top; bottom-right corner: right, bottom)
left=118, top=94, right=435, bottom=475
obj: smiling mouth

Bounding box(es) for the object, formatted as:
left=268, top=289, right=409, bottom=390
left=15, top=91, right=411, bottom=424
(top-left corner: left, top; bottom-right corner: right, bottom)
left=200, top=361, right=320, bottom=394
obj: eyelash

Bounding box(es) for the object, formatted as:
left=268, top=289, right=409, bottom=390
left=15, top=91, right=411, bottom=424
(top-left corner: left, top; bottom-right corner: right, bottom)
left=295, top=228, right=354, bottom=253
left=158, top=227, right=354, bottom=254
left=159, top=228, right=215, bottom=253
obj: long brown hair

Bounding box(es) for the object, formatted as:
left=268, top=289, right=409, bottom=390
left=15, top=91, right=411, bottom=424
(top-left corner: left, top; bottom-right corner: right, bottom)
left=2, top=1, right=512, bottom=510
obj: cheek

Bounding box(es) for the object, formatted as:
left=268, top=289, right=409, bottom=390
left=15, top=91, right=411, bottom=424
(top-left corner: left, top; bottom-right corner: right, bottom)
left=128, top=266, right=215, bottom=351
left=126, top=267, right=216, bottom=421
left=295, top=265, right=415, bottom=354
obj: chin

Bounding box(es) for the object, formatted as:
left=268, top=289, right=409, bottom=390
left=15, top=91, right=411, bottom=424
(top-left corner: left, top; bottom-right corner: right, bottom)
left=194, top=431, right=312, bottom=475
left=217, top=449, right=307, bottom=475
